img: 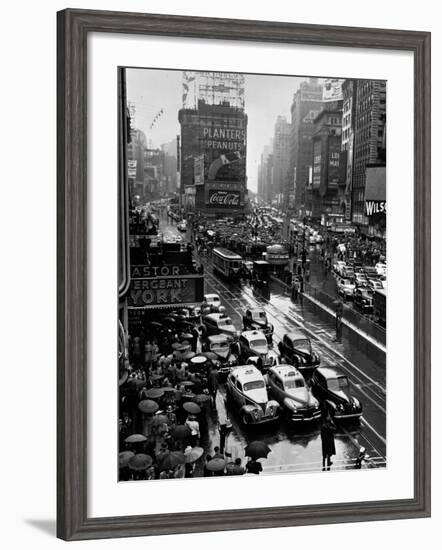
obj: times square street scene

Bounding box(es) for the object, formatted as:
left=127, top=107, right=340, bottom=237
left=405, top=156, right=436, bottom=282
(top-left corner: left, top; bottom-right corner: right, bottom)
left=118, top=69, right=387, bottom=481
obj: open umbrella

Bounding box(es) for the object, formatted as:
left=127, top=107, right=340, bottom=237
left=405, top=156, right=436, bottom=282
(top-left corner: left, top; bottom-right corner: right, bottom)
left=185, top=446, right=204, bottom=464
left=181, top=333, right=193, bottom=340
left=206, top=457, right=226, bottom=472
left=124, top=433, right=147, bottom=444
left=170, top=424, right=191, bottom=440
left=190, top=355, right=208, bottom=367
left=183, top=351, right=196, bottom=360
left=181, top=391, right=196, bottom=401
left=181, top=381, right=195, bottom=388
left=172, top=342, right=183, bottom=350
left=128, top=453, right=153, bottom=471
left=150, top=374, right=163, bottom=382
left=127, top=377, right=146, bottom=389
left=183, top=401, right=201, bottom=415
left=119, top=450, right=134, bottom=468
left=245, top=441, right=272, bottom=460
left=143, top=388, right=164, bottom=400
left=138, top=399, right=159, bottom=414
left=159, top=451, right=185, bottom=471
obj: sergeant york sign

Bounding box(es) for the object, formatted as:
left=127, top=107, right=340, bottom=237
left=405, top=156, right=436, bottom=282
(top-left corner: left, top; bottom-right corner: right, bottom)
left=127, top=275, right=204, bottom=308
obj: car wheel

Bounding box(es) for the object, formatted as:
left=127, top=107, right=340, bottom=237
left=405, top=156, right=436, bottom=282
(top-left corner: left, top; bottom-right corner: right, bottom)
left=241, top=413, right=250, bottom=425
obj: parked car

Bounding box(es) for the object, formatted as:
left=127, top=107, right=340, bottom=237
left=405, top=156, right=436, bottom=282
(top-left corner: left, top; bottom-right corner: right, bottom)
left=310, top=366, right=362, bottom=420
left=277, top=331, right=320, bottom=374
left=202, top=293, right=223, bottom=314
left=363, top=266, right=378, bottom=279
left=227, top=365, right=280, bottom=425
left=242, top=307, right=274, bottom=343
left=337, top=277, right=356, bottom=300
left=267, top=365, right=321, bottom=422
left=367, top=279, right=384, bottom=292
left=201, top=333, right=238, bottom=375
left=341, top=266, right=355, bottom=280
left=353, top=288, right=374, bottom=313
left=353, top=272, right=369, bottom=288
left=235, top=330, right=279, bottom=369
left=201, top=313, right=239, bottom=340
left=375, top=262, right=387, bottom=277
left=333, top=260, right=346, bottom=275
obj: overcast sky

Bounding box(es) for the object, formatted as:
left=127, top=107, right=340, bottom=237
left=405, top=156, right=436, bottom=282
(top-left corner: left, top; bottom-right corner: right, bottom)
left=126, top=68, right=305, bottom=191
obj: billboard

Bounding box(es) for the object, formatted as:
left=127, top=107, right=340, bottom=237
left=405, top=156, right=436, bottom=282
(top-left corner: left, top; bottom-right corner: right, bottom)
left=323, top=78, right=344, bottom=102
left=127, top=272, right=204, bottom=308
left=207, top=189, right=241, bottom=208
left=194, top=154, right=204, bottom=185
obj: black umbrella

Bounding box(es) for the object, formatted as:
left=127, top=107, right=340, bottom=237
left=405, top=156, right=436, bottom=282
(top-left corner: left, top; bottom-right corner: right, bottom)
left=128, top=453, right=153, bottom=471
left=138, top=399, right=159, bottom=414
left=124, top=433, right=147, bottom=444
left=206, top=457, right=226, bottom=472
left=143, top=388, right=164, bottom=400
left=119, top=451, right=134, bottom=468
left=158, top=451, right=185, bottom=471
left=245, top=441, right=272, bottom=460
left=183, top=402, right=201, bottom=415
left=170, top=424, right=191, bottom=440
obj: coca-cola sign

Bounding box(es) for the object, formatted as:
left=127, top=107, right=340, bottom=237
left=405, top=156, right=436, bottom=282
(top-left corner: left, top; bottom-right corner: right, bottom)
left=207, top=190, right=241, bottom=207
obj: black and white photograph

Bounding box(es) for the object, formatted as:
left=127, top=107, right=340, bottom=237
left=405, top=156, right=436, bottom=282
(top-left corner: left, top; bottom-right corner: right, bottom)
left=118, top=67, right=387, bottom=482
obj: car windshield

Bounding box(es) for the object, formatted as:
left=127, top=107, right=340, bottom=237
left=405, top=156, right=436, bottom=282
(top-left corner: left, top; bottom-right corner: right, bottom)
left=211, top=342, right=229, bottom=352
left=294, top=338, right=311, bottom=352
left=251, top=311, right=266, bottom=321
left=243, top=380, right=265, bottom=391
left=327, top=376, right=350, bottom=392
left=284, top=378, right=305, bottom=390
left=250, top=338, right=267, bottom=349
left=218, top=318, right=233, bottom=326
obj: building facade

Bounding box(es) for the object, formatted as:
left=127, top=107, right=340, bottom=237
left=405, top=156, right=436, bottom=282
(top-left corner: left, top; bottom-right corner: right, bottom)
left=272, top=116, right=291, bottom=206
left=178, top=72, right=248, bottom=218
left=341, top=79, right=357, bottom=220
left=351, top=79, right=386, bottom=229
left=308, top=101, right=347, bottom=219
left=289, top=78, right=324, bottom=214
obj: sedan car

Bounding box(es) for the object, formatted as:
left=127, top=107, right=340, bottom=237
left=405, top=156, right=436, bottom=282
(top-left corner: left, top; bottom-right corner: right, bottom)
left=235, top=330, right=279, bottom=369
left=367, top=279, right=384, bottom=292
left=202, top=293, right=222, bottom=313
left=337, top=277, right=356, bottom=300
left=227, top=365, right=280, bottom=425
left=177, top=220, right=187, bottom=232
left=277, top=331, right=320, bottom=374
left=242, top=307, right=274, bottom=343
left=201, top=313, right=240, bottom=340
left=353, top=288, right=374, bottom=313
left=267, top=365, right=321, bottom=422
left=353, top=272, right=369, bottom=288
left=310, top=366, right=362, bottom=420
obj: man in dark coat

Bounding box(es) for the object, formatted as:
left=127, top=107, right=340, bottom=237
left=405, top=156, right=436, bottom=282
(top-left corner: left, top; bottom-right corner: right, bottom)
left=320, top=416, right=336, bottom=470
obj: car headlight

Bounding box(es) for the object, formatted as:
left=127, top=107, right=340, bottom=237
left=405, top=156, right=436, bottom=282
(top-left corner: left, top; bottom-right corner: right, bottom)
left=337, top=403, right=345, bottom=412
left=352, top=397, right=360, bottom=408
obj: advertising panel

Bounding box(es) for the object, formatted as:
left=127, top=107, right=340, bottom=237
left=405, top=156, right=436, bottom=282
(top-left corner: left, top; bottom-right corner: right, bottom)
left=127, top=273, right=204, bottom=308
left=207, top=189, right=241, bottom=208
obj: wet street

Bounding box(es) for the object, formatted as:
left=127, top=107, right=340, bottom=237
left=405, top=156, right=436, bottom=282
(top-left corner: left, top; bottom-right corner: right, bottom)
left=161, top=215, right=386, bottom=474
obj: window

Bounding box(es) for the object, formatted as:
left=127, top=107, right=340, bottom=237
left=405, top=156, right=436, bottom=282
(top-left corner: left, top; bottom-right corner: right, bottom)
left=243, top=380, right=265, bottom=391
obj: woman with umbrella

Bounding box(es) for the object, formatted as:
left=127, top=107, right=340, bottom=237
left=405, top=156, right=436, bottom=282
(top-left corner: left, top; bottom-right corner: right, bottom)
left=184, top=413, right=200, bottom=447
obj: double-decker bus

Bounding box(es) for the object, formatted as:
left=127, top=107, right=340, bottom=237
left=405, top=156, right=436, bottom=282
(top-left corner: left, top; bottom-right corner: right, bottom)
left=373, top=288, right=386, bottom=327
left=212, top=248, right=243, bottom=279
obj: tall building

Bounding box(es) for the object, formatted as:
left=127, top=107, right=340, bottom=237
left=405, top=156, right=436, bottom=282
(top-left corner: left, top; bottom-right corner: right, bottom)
left=127, top=128, right=147, bottom=203
left=272, top=116, right=291, bottom=206
left=351, top=80, right=386, bottom=229
left=161, top=138, right=178, bottom=195
left=308, top=100, right=346, bottom=219
left=341, top=80, right=357, bottom=220
left=257, top=142, right=272, bottom=201
left=179, top=72, right=248, bottom=217
left=289, top=78, right=324, bottom=214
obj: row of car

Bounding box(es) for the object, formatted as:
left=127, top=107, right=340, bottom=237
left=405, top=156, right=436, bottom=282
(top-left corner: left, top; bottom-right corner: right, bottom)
left=198, top=294, right=363, bottom=427
left=333, top=261, right=386, bottom=311
left=227, top=363, right=362, bottom=426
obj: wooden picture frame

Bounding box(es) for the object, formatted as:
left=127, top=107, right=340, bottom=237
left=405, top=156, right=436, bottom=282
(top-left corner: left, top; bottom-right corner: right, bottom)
left=57, top=8, right=431, bottom=541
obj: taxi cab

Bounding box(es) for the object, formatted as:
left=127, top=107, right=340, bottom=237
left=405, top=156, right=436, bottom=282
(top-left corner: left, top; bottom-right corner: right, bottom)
left=227, top=365, right=280, bottom=425
left=267, top=365, right=321, bottom=422
left=236, top=330, right=279, bottom=369
left=202, top=313, right=240, bottom=340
